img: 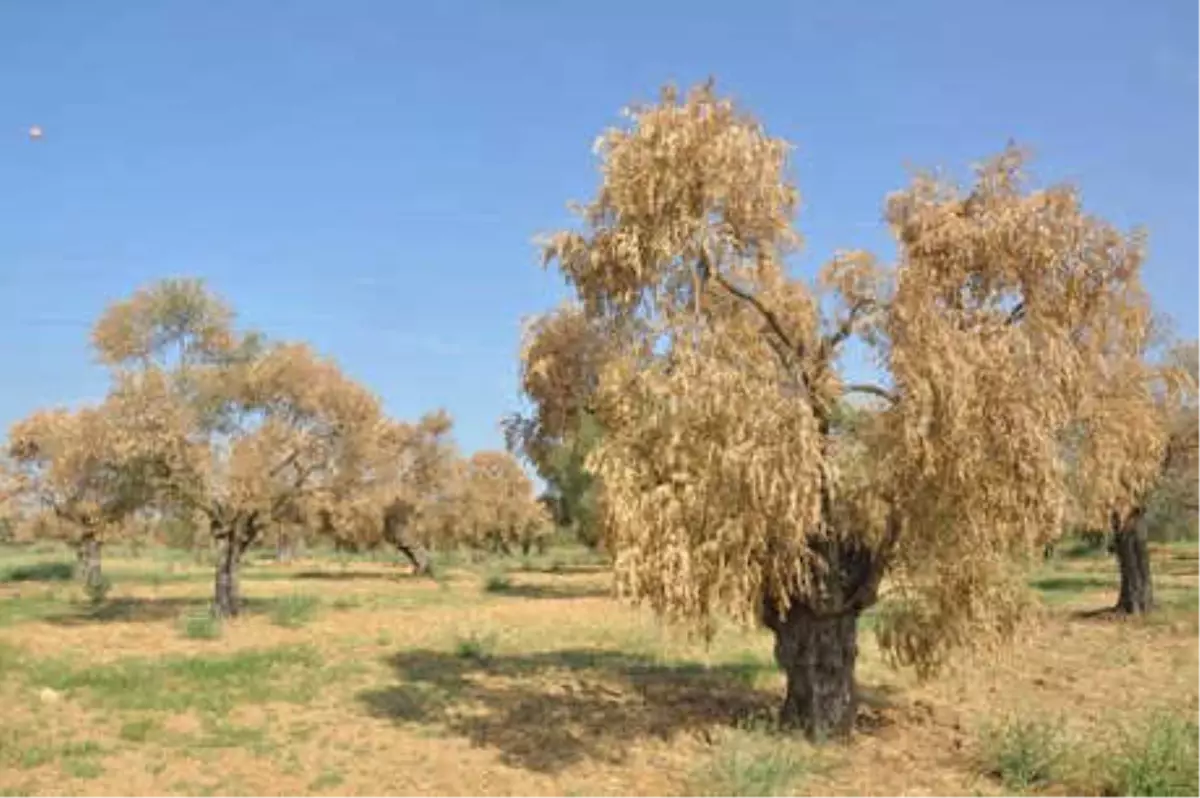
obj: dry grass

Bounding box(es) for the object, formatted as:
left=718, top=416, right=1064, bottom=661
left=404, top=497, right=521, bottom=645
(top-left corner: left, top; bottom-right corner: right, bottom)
left=0, top=543, right=1194, bottom=796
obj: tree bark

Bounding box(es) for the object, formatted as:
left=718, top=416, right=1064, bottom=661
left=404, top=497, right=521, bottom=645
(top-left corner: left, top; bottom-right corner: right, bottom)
left=78, top=534, right=103, bottom=594
left=382, top=499, right=433, bottom=576
left=765, top=601, right=860, bottom=739
left=213, top=533, right=240, bottom=618
left=1113, top=508, right=1153, bottom=614
left=212, top=512, right=261, bottom=618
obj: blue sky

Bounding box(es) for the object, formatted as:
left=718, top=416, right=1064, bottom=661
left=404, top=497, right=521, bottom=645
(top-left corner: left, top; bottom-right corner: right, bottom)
left=1, top=0, right=1196, bottom=458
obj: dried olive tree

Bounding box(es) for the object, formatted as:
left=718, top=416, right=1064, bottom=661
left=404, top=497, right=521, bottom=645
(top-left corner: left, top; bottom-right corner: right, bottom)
left=523, top=82, right=1162, bottom=737
left=314, top=410, right=459, bottom=575
left=6, top=385, right=160, bottom=593
left=94, top=279, right=383, bottom=617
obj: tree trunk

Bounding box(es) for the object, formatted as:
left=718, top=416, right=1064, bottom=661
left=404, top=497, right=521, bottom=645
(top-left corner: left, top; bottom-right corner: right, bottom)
left=767, top=602, right=860, bottom=739
left=1113, top=509, right=1153, bottom=614
left=395, top=539, right=432, bottom=576
left=79, top=534, right=103, bottom=593
left=213, top=534, right=240, bottom=618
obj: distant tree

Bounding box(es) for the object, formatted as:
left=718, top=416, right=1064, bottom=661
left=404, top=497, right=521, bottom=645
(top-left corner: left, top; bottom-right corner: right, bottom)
left=504, top=305, right=624, bottom=549
left=314, top=410, right=459, bottom=575
left=456, top=450, right=553, bottom=556
left=1077, top=338, right=1198, bottom=612
left=524, top=81, right=1163, bottom=738
left=6, top=389, right=159, bottom=595
left=92, top=279, right=384, bottom=618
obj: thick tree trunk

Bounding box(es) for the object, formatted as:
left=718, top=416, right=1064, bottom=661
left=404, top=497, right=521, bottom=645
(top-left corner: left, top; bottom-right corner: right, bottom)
left=213, top=534, right=240, bottom=618
left=767, top=602, right=860, bottom=739
left=1113, top=509, right=1153, bottom=614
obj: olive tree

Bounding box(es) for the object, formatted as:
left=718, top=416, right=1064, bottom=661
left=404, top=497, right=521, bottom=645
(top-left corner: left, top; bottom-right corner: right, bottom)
left=6, top=385, right=159, bottom=594
left=314, top=410, right=459, bottom=575
left=94, top=279, right=383, bottom=618
left=521, top=82, right=1162, bottom=738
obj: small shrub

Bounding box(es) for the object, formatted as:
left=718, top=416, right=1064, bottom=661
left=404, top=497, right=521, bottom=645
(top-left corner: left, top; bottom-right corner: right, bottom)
left=977, top=717, right=1065, bottom=791
left=690, top=727, right=814, bottom=796
left=309, top=770, right=345, bottom=791
left=454, top=631, right=498, bottom=663
left=1107, top=713, right=1199, bottom=797
left=270, top=594, right=321, bottom=628
left=483, top=572, right=512, bottom=593
left=179, top=613, right=222, bottom=640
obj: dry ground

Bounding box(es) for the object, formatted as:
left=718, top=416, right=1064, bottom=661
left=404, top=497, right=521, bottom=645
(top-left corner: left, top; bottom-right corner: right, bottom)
left=0, top=542, right=1195, bottom=796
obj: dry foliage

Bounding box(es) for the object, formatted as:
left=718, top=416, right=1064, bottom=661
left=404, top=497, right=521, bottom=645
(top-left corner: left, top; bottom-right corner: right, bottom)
left=524, top=81, right=1167, bottom=674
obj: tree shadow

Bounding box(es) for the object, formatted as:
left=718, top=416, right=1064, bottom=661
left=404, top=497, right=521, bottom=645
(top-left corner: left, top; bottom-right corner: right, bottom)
left=43, top=595, right=294, bottom=625
left=1030, top=574, right=1116, bottom=595
left=292, top=570, right=404, bottom=582
left=46, top=596, right=206, bottom=625
left=484, top=582, right=612, bottom=600
left=516, top=563, right=610, bottom=576
left=0, top=561, right=76, bottom=583
left=358, top=647, right=779, bottom=773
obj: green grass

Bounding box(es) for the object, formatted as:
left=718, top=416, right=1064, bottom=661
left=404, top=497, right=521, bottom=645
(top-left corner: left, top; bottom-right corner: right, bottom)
left=118, top=718, right=162, bottom=743
left=179, top=612, right=223, bottom=640
left=454, top=631, right=498, bottom=663
left=309, top=769, right=346, bottom=791
left=689, top=725, right=817, bottom=796
left=269, top=593, right=322, bottom=628
left=22, top=644, right=331, bottom=715
left=482, top=572, right=512, bottom=593
left=0, top=593, right=65, bottom=627
left=1104, top=713, right=1199, bottom=797
left=0, top=561, right=75, bottom=583
left=977, top=716, right=1065, bottom=792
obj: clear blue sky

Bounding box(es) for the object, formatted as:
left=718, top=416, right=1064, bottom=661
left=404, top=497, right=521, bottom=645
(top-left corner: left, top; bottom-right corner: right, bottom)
left=1, top=0, right=1196, bottom=458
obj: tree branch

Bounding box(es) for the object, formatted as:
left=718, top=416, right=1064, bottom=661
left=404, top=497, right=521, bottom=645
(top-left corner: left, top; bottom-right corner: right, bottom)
left=821, top=299, right=875, bottom=358
left=710, top=271, right=803, bottom=359
left=842, top=383, right=898, bottom=404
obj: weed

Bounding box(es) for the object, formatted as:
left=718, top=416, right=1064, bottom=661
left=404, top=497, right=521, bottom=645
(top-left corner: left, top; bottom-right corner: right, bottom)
left=454, top=631, right=498, bottom=663
left=1105, top=712, right=1199, bottom=797
left=977, top=716, right=1065, bottom=791
left=690, top=727, right=814, bottom=796
left=483, top=572, right=512, bottom=593
left=270, top=593, right=321, bottom=628
left=62, top=758, right=104, bottom=779
left=376, top=631, right=394, bottom=647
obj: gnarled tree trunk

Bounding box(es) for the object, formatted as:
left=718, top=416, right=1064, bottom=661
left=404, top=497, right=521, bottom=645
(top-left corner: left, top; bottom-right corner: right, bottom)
left=763, top=599, right=861, bottom=738
left=760, top=525, right=894, bottom=739
left=212, top=513, right=262, bottom=618
left=1113, top=508, right=1152, bottom=614
left=382, top=499, right=433, bottom=576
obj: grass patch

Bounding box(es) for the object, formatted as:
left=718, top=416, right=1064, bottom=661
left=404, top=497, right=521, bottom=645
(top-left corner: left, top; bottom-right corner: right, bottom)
left=118, top=717, right=161, bottom=743
left=309, top=769, right=346, bottom=791
left=1102, top=712, right=1199, bottom=797
left=0, top=561, right=75, bottom=583
left=689, top=724, right=816, bottom=796
left=483, top=571, right=512, bottom=593
left=269, top=593, right=322, bottom=628
left=454, top=631, right=498, bottom=664
left=26, top=644, right=330, bottom=714
left=330, top=595, right=363, bottom=610
left=0, top=594, right=65, bottom=627
left=977, top=716, right=1065, bottom=792
left=178, top=612, right=222, bottom=640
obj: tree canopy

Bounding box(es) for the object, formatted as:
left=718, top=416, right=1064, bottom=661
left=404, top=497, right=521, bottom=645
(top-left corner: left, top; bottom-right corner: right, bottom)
left=521, top=81, right=1166, bottom=734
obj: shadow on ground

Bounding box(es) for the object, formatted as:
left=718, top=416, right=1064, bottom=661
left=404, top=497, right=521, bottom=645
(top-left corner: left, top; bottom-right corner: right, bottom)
left=485, top=582, right=612, bottom=600
left=43, top=595, right=301, bottom=625
left=359, top=646, right=899, bottom=773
